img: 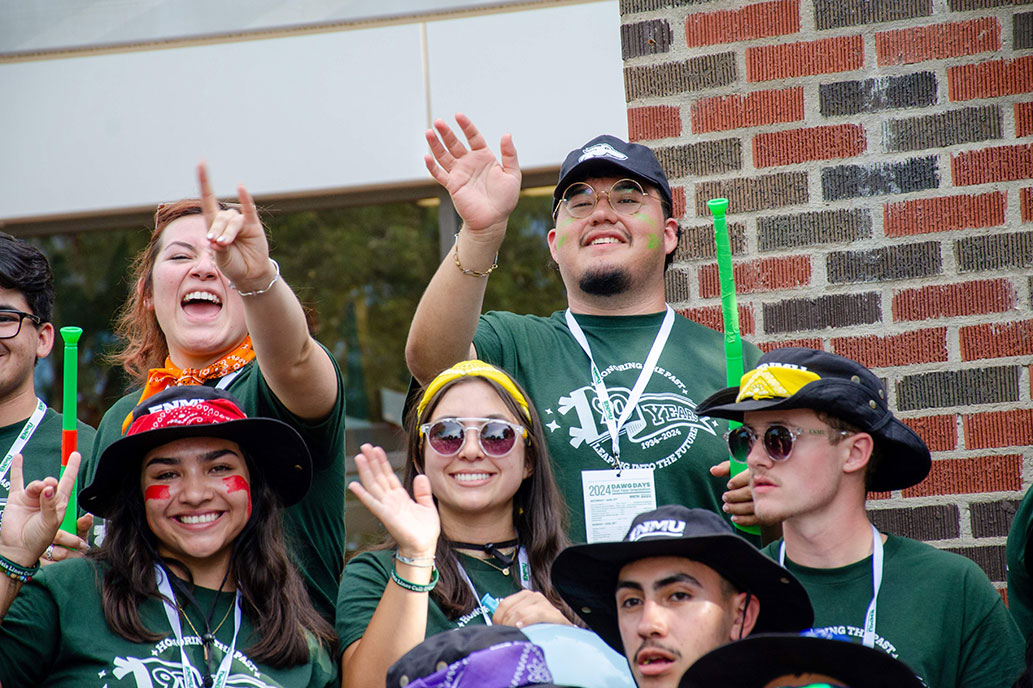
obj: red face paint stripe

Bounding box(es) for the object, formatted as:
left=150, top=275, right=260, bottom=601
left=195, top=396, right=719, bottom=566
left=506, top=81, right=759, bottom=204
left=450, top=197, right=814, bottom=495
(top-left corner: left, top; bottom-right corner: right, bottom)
left=145, top=485, right=171, bottom=501
left=223, top=475, right=252, bottom=516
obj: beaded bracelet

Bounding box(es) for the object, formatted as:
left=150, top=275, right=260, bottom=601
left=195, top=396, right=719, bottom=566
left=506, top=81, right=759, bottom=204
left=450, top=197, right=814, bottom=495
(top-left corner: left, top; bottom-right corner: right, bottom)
left=395, top=551, right=436, bottom=568
left=390, top=564, right=439, bottom=593
left=453, top=233, right=498, bottom=277
left=0, top=553, right=40, bottom=583
left=232, top=259, right=281, bottom=297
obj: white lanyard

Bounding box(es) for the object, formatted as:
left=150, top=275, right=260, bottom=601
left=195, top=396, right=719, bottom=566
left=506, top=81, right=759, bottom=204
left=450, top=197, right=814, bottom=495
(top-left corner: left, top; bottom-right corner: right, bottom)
left=456, top=546, right=532, bottom=626
left=155, top=565, right=243, bottom=688
left=0, top=399, right=47, bottom=490
left=781, top=523, right=883, bottom=648
left=564, top=306, right=675, bottom=469
left=215, top=370, right=241, bottom=390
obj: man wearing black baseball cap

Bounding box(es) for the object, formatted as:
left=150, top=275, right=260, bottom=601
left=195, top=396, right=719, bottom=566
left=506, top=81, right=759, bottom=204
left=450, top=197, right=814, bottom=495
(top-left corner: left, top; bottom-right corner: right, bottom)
left=550, top=504, right=813, bottom=688
left=407, top=115, right=762, bottom=545
left=696, top=347, right=1025, bottom=688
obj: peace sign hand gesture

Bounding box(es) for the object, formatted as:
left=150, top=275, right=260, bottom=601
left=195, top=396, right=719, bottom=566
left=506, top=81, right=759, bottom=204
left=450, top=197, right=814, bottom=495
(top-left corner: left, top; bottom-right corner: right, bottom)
left=0, top=452, right=81, bottom=568
left=198, top=163, right=277, bottom=294
left=424, top=114, right=522, bottom=235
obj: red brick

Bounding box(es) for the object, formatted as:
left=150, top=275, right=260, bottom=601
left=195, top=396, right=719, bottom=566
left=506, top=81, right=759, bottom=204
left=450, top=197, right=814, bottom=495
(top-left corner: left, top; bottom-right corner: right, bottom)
left=884, top=192, right=1006, bottom=236
left=754, top=124, right=865, bottom=167
left=747, top=35, right=864, bottom=82
left=960, top=320, right=1033, bottom=360
left=1022, top=188, right=1033, bottom=223
left=952, top=144, right=1033, bottom=186
left=1018, top=102, right=1033, bottom=138
left=902, top=454, right=1021, bottom=497
left=698, top=255, right=811, bottom=298
left=691, top=87, right=804, bottom=134
left=678, top=304, right=756, bottom=335
left=830, top=328, right=948, bottom=368
left=965, top=410, right=1033, bottom=450
left=948, top=55, right=1033, bottom=101
left=901, top=414, right=958, bottom=452
left=685, top=0, right=800, bottom=48
left=876, top=17, right=1000, bottom=66
left=628, top=106, right=682, bottom=142
left=671, top=186, right=686, bottom=219
left=868, top=490, right=891, bottom=500
left=757, top=337, right=824, bottom=353
left=892, top=279, right=1015, bottom=321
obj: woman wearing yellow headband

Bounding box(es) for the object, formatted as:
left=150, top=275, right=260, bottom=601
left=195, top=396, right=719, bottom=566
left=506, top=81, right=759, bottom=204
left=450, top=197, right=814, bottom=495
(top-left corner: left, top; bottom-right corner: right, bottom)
left=336, top=360, right=575, bottom=688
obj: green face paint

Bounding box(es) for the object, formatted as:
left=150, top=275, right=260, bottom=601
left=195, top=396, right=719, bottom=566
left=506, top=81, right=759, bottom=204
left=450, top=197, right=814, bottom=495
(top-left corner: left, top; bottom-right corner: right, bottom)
left=635, top=212, right=658, bottom=228
left=647, top=233, right=660, bottom=250
left=557, top=234, right=567, bottom=248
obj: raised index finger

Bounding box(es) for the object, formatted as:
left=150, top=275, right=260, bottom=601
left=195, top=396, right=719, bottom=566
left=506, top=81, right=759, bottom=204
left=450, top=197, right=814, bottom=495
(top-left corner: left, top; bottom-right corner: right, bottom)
left=198, top=162, right=221, bottom=227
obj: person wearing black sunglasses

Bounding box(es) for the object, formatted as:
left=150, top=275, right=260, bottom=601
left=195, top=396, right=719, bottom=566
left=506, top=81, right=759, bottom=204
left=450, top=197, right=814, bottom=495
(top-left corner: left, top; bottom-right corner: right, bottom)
left=696, top=347, right=1024, bottom=688
left=0, top=233, right=96, bottom=567
left=407, top=115, right=763, bottom=546
left=336, top=360, right=578, bottom=688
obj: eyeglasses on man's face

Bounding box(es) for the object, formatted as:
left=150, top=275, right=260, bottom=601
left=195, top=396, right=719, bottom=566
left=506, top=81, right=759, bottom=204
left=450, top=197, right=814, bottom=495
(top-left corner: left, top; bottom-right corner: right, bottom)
left=0, top=309, right=42, bottom=339
left=555, top=178, right=664, bottom=219
left=725, top=424, right=851, bottom=463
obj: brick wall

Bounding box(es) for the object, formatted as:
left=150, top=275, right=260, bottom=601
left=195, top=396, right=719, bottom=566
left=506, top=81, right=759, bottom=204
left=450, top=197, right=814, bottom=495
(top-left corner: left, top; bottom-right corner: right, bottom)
left=623, top=0, right=1033, bottom=594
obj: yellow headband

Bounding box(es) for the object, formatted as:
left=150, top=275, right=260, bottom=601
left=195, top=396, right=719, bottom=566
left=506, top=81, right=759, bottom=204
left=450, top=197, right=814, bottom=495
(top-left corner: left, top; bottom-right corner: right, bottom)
left=736, top=365, right=821, bottom=403
left=416, top=360, right=531, bottom=421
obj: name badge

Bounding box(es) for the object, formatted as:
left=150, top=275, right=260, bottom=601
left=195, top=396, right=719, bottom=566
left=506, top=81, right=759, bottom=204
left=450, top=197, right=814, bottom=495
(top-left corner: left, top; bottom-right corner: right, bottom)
left=582, top=468, right=657, bottom=543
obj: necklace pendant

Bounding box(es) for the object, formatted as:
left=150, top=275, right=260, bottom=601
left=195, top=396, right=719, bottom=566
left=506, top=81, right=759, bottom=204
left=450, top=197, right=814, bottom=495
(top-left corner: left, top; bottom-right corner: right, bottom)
left=502, top=567, right=510, bottom=576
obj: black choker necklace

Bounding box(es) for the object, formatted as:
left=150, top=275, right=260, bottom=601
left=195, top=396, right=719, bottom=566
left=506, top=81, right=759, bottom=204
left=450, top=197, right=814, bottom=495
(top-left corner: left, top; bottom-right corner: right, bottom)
left=452, top=538, right=519, bottom=573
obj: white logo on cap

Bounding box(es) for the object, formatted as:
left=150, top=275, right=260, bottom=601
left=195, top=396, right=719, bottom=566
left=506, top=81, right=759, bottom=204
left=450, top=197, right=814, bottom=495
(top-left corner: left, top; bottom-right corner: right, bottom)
left=628, top=519, right=686, bottom=541
left=147, top=398, right=205, bottom=414
left=578, top=142, right=628, bottom=163
left=755, top=362, right=810, bottom=372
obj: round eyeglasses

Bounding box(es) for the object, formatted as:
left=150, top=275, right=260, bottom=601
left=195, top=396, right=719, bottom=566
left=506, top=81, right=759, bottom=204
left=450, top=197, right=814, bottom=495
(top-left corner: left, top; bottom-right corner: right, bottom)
left=555, top=179, right=663, bottom=219
left=725, top=424, right=850, bottom=463
left=419, top=417, right=528, bottom=457
left=0, top=309, right=42, bottom=340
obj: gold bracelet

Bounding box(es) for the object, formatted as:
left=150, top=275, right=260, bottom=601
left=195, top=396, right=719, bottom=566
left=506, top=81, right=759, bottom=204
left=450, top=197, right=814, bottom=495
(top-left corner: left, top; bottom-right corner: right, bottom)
left=453, top=233, right=498, bottom=277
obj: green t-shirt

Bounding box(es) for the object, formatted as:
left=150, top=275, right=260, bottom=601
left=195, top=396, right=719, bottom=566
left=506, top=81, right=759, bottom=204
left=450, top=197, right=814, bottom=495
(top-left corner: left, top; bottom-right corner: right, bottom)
left=763, top=534, right=1025, bottom=688
left=87, top=354, right=346, bottom=625
left=473, top=309, right=761, bottom=543
left=0, top=558, right=336, bottom=687
left=1006, top=485, right=1033, bottom=642
left=335, top=549, right=524, bottom=653
left=0, top=405, right=95, bottom=517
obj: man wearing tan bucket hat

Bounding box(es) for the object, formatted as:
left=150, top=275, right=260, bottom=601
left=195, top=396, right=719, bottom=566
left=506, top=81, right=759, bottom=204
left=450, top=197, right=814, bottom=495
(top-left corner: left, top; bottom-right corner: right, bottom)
left=696, top=347, right=1024, bottom=688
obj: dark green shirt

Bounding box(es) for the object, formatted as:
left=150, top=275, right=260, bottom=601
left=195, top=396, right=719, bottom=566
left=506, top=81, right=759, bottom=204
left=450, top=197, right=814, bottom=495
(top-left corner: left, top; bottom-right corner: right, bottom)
left=0, top=406, right=95, bottom=518
left=335, top=549, right=524, bottom=653
left=1006, top=485, right=1033, bottom=642
left=763, top=534, right=1025, bottom=688
left=88, top=352, right=346, bottom=625
left=474, top=309, right=761, bottom=543
left=0, top=558, right=336, bottom=687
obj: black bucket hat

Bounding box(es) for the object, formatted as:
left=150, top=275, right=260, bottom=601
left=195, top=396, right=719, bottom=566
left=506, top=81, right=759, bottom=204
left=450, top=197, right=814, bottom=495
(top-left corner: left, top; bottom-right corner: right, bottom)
left=550, top=505, right=813, bottom=653
left=80, top=386, right=311, bottom=517
left=679, top=633, right=925, bottom=688
left=695, top=347, right=931, bottom=492
left=553, top=135, right=673, bottom=213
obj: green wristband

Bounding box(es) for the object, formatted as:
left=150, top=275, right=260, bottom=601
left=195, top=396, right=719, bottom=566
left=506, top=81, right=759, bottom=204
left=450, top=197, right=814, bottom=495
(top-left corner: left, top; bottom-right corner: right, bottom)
left=0, top=553, right=40, bottom=583
left=391, top=564, right=439, bottom=593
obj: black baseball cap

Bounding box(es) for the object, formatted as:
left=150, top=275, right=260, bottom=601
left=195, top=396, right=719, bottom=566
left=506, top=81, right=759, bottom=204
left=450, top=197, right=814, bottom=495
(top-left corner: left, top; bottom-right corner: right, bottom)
left=695, top=348, right=931, bottom=492
left=550, top=505, right=813, bottom=653
left=553, top=135, right=673, bottom=213
left=678, top=633, right=925, bottom=687
left=80, top=386, right=311, bottom=517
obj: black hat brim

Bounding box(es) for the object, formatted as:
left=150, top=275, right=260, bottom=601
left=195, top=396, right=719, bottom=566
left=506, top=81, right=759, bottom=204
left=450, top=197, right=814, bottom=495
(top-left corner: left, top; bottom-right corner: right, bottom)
left=678, top=634, right=925, bottom=687
left=79, top=417, right=311, bottom=517
left=551, top=535, right=813, bottom=653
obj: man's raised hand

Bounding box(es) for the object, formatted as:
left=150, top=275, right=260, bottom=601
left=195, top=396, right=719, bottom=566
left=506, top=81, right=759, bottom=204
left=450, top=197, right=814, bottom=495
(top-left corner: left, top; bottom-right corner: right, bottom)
left=424, top=114, right=521, bottom=234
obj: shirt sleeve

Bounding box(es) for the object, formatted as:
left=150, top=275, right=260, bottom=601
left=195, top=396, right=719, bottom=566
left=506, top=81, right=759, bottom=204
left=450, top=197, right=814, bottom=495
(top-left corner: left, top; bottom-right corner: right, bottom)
left=956, top=569, right=1026, bottom=688
left=335, top=551, right=392, bottom=655
left=0, top=577, right=62, bottom=686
